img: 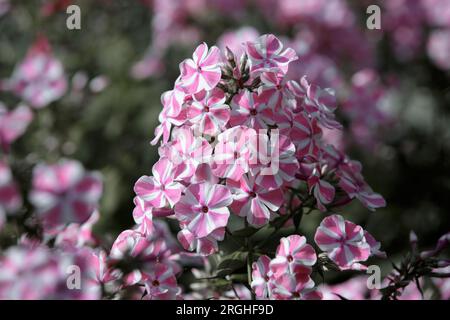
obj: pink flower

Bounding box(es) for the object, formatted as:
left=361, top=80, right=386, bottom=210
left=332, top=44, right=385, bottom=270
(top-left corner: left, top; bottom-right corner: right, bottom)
left=134, top=157, right=184, bottom=208
left=251, top=133, right=299, bottom=190
left=0, top=103, right=33, bottom=152
left=307, top=165, right=335, bottom=212
left=338, top=167, right=386, bottom=211
left=179, top=43, right=222, bottom=94
left=54, top=210, right=100, bottom=249
left=187, top=88, right=230, bottom=136
left=290, top=112, right=322, bottom=157
left=177, top=226, right=225, bottom=256
left=8, top=36, right=67, bottom=108
left=270, top=235, right=317, bottom=276
left=212, top=126, right=255, bottom=181
left=245, top=34, right=298, bottom=75
left=228, top=174, right=283, bottom=226
left=217, top=27, right=260, bottom=58
left=0, top=159, right=22, bottom=213
left=229, top=89, right=274, bottom=130
left=174, top=182, right=232, bottom=238
left=270, top=273, right=321, bottom=300
left=0, top=245, right=100, bottom=299
left=132, top=196, right=154, bottom=235
left=427, top=29, right=450, bottom=70
left=29, top=159, right=103, bottom=230
left=301, top=77, right=341, bottom=129
left=314, top=214, right=371, bottom=269
left=251, top=255, right=273, bottom=299
left=364, top=230, right=387, bottom=259
left=162, top=128, right=212, bottom=181
left=258, top=71, right=296, bottom=111
left=143, top=264, right=179, bottom=300
left=110, top=229, right=166, bottom=286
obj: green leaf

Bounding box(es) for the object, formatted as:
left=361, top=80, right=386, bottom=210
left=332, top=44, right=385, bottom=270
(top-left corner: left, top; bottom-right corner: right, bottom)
left=216, top=251, right=248, bottom=277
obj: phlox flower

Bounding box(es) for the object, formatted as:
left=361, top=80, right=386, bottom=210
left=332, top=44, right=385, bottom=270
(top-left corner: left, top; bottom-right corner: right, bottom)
left=251, top=133, right=299, bottom=190
left=134, top=157, right=184, bottom=209
left=160, top=128, right=212, bottom=181
left=177, top=226, right=225, bottom=256
left=245, top=34, right=298, bottom=75
left=174, top=182, right=232, bottom=238
left=0, top=103, right=33, bottom=152
left=180, top=43, right=222, bottom=94
left=29, top=159, right=103, bottom=230
left=143, top=263, right=179, bottom=300
left=314, top=214, right=371, bottom=269
left=290, top=112, right=322, bottom=157
left=307, top=165, right=335, bottom=212
left=301, top=76, right=341, bottom=129
left=0, top=159, right=22, bottom=213
left=8, top=36, right=67, bottom=108
left=251, top=255, right=273, bottom=299
left=227, top=174, right=283, bottom=227
left=338, top=166, right=386, bottom=211
left=54, top=210, right=100, bottom=249
left=188, top=88, right=230, bottom=136
left=270, top=235, right=317, bottom=277
left=270, top=273, right=321, bottom=300
left=132, top=196, right=154, bottom=235
left=258, top=71, right=296, bottom=111
left=364, top=230, right=387, bottom=259
left=212, top=126, right=256, bottom=181
left=229, top=89, right=275, bottom=130
left=110, top=229, right=166, bottom=286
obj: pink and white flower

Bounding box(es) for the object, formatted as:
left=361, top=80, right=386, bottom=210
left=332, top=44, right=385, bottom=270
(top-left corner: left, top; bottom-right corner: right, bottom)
left=290, top=112, right=322, bottom=157
left=0, top=103, right=33, bottom=152
left=229, top=90, right=274, bottom=130
left=8, top=36, right=67, bottom=108
left=134, top=157, right=184, bottom=209
left=245, top=34, right=297, bottom=75
left=270, top=235, right=317, bottom=276
left=251, top=255, right=273, bottom=299
left=228, top=174, right=283, bottom=226
left=179, top=43, right=222, bottom=94
left=314, top=214, right=371, bottom=269
left=174, top=183, right=232, bottom=238
left=0, top=159, right=22, bottom=213
left=160, top=128, right=212, bottom=180
left=177, top=226, right=225, bottom=256
left=29, top=159, right=102, bottom=230
left=270, top=273, right=321, bottom=300
left=212, top=126, right=255, bottom=181
left=143, top=264, right=179, bottom=300
left=338, top=168, right=386, bottom=211
left=187, top=89, right=230, bottom=136
left=251, top=133, right=299, bottom=190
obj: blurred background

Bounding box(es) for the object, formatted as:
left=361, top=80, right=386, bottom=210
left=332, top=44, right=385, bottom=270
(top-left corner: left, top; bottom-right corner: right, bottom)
left=0, top=0, right=449, bottom=279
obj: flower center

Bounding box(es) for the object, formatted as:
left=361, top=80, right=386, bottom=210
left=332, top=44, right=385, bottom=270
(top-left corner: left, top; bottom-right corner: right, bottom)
left=249, top=191, right=257, bottom=198
left=250, top=109, right=257, bottom=116
left=204, top=106, right=210, bottom=113
left=201, top=206, right=209, bottom=213
left=152, top=280, right=160, bottom=287
left=287, top=255, right=294, bottom=262
left=292, top=292, right=300, bottom=298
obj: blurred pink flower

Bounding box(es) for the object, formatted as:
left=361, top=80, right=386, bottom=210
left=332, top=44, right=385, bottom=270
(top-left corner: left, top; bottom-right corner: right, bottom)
left=29, top=159, right=102, bottom=230
left=9, top=36, right=67, bottom=108
left=0, top=103, right=33, bottom=152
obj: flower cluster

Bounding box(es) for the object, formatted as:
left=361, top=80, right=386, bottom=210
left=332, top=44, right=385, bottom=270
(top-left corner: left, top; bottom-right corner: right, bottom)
left=127, top=34, right=387, bottom=299
left=251, top=235, right=320, bottom=300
